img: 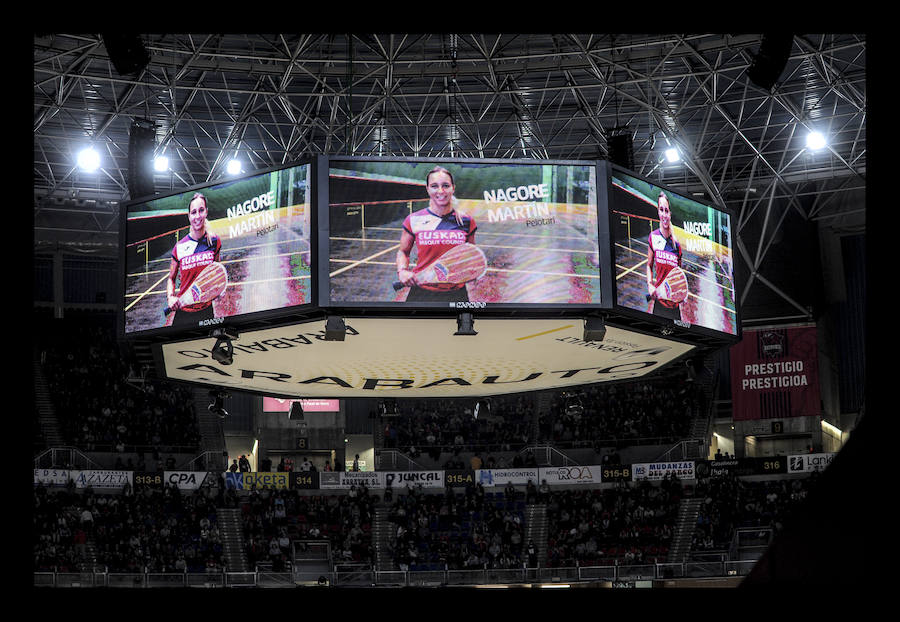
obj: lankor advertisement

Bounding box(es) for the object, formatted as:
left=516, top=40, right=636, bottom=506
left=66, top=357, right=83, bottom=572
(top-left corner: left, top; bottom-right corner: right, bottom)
left=159, top=317, right=694, bottom=398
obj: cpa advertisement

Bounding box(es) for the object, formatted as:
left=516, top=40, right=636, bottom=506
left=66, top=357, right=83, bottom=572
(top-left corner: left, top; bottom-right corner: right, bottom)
left=123, top=164, right=312, bottom=334
left=730, top=326, right=821, bottom=421
left=609, top=171, right=737, bottom=335
left=327, top=160, right=601, bottom=307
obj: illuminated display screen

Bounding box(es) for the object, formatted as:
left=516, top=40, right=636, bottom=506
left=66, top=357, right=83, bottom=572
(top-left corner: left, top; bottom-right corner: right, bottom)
left=122, top=163, right=312, bottom=335
left=326, top=159, right=601, bottom=308
left=263, top=397, right=340, bottom=412
left=609, top=169, right=738, bottom=335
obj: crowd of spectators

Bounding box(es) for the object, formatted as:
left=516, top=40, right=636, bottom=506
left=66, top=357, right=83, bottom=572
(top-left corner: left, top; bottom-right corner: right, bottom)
left=235, top=487, right=375, bottom=569
left=34, top=481, right=225, bottom=573
left=379, top=371, right=704, bottom=464
left=35, top=471, right=823, bottom=575
left=386, top=483, right=527, bottom=571
left=540, top=371, right=702, bottom=450
left=692, top=474, right=815, bottom=552
left=382, top=395, right=536, bottom=462
left=38, top=313, right=201, bottom=454
left=543, top=477, right=683, bottom=567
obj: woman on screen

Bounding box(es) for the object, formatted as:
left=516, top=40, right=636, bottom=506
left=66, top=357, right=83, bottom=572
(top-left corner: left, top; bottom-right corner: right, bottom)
left=165, top=192, right=223, bottom=327
left=395, top=166, right=478, bottom=303
left=646, top=191, right=686, bottom=321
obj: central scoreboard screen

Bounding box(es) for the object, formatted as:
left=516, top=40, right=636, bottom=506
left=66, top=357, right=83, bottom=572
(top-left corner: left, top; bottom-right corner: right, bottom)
left=322, top=158, right=604, bottom=309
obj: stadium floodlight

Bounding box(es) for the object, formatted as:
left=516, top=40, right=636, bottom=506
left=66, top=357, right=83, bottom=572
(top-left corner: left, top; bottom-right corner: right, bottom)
left=474, top=398, right=491, bottom=420
left=665, top=148, right=680, bottom=163
left=226, top=159, right=242, bottom=175
left=379, top=399, right=399, bottom=417
left=288, top=401, right=305, bottom=421
left=324, top=316, right=347, bottom=341
left=154, top=155, right=169, bottom=172
left=806, top=130, right=826, bottom=151
left=563, top=392, right=584, bottom=417
left=77, top=147, right=101, bottom=172
left=454, top=312, right=477, bottom=336
left=583, top=317, right=606, bottom=342
left=208, top=389, right=229, bottom=419
left=210, top=327, right=239, bottom=365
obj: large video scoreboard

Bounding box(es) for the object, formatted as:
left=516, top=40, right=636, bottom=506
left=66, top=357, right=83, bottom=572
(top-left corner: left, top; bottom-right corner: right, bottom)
left=121, top=157, right=740, bottom=397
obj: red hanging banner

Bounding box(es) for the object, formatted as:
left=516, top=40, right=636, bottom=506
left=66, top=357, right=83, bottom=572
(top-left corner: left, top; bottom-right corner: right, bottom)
left=729, top=326, right=821, bottom=421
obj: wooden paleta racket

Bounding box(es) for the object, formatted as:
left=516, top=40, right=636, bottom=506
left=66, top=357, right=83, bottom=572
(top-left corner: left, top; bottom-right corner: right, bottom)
left=394, top=243, right=488, bottom=291
left=165, top=262, right=228, bottom=314
left=646, top=266, right=688, bottom=303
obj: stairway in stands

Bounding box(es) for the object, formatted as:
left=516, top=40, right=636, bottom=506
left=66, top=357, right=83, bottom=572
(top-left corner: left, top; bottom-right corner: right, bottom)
left=534, top=391, right=553, bottom=442
left=684, top=355, right=717, bottom=460
left=33, top=350, right=65, bottom=447
left=524, top=504, right=549, bottom=566
left=373, top=505, right=397, bottom=570
left=216, top=507, right=250, bottom=572
left=667, top=496, right=703, bottom=563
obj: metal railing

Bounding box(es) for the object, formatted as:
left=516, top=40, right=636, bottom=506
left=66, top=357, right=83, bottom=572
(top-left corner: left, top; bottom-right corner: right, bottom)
left=34, top=560, right=758, bottom=588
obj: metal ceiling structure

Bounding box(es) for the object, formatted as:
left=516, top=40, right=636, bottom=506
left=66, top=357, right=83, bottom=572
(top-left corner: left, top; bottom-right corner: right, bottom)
left=34, top=33, right=865, bottom=322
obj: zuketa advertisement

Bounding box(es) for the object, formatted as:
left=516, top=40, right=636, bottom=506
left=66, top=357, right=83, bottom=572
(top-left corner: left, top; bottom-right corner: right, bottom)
left=123, top=164, right=312, bottom=334
left=327, top=160, right=601, bottom=307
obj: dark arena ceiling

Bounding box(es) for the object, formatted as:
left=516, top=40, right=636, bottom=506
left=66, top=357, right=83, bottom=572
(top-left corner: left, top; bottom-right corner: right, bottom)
left=33, top=33, right=865, bottom=323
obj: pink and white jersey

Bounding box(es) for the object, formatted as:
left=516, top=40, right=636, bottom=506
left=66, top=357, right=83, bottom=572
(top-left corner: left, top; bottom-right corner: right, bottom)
left=403, top=207, right=476, bottom=291
left=172, top=233, right=221, bottom=311
left=648, top=228, right=682, bottom=308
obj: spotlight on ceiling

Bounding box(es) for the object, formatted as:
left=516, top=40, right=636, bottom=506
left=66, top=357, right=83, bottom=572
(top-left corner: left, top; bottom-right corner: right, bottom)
left=806, top=131, right=826, bottom=151
left=77, top=147, right=101, bottom=172
left=154, top=155, right=169, bottom=172
left=226, top=159, right=242, bottom=175
left=665, top=148, right=681, bottom=163
left=454, top=312, right=477, bottom=336
left=208, top=389, right=229, bottom=419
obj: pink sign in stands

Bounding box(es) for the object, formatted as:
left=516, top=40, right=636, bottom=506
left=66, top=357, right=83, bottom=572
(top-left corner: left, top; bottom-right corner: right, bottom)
left=263, top=397, right=340, bottom=412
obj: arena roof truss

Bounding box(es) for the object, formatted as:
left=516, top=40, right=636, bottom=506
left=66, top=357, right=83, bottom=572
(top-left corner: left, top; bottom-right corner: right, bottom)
left=34, top=33, right=865, bottom=323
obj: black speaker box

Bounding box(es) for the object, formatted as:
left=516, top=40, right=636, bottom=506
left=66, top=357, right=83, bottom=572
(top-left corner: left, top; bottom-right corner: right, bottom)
left=608, top=133, right=635, bottom=170
left=747, top=34, right=794, bottom=91
left=102, top=34, right=151, bottom=76
left=128, top=121, right=156, bottom=199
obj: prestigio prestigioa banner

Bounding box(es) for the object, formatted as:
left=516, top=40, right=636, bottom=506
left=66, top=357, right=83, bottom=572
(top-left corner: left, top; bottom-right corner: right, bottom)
left=730, top=325, right=821, bottom=421
left=122, top=164, right=312, bottom=335
left=326, top=160, right=601, bottom=308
